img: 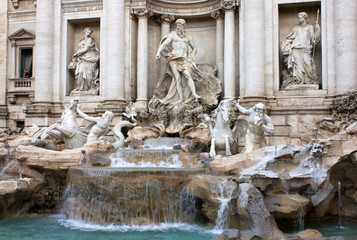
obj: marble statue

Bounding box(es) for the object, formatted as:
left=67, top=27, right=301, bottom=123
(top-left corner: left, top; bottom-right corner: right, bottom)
left=76, top=106, right=114, bottom=144
left=112, top=106, right=137, bottom=149
left=281, top=11, right=321, bottom=88
left=198, top=99, right=239, bottom=158
left=147, top=19, right=222, bottom=135
left=68, top=27, right=100, bottom=95
left=31, top=98, right=87, bottom=149
left=155, top=18, right=201, bottom=104
left=234, top=102, right=274, bottom=153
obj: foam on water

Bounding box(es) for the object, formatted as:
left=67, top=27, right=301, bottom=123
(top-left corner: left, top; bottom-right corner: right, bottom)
left=56, top=215, right=218, bottom=235
left=110, top=153, right=183, bottom=168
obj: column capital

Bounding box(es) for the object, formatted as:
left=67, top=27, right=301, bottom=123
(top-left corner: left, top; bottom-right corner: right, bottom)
left=132, top=8, right=153, bottom=19
left=156, top=14, right=175, bottom=24
left=220, top=0, right=239, bottom=11
left=211, top=9, right=224, bottom=20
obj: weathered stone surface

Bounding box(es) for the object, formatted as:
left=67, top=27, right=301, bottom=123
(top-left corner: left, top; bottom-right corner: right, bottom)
left=265, top=194, right=309, bottom=219
left=236, top=183, right=285, bottom=240
left=210, top=148, right=264, bottom=174
left=297, top=229, right=323, bottom=239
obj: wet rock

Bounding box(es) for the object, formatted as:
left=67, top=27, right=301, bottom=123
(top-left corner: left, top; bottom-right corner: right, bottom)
left=265, top=194, right=310, bottom=219
left=221, top=229, right=240, bottom=239
left=297, top=229, right=323, bottom=239
left=236, top=183, right=285, bottom=240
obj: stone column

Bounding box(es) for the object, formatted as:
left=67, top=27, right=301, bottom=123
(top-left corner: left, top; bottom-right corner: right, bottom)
left=211, top=9, right=225, bottom=88
left=134, top=8, right=151, bottom=109
left=124, top=0, right=132, bottom=102
left=335, top=0, right=357, bottom=94
left=104, top=0, right=125, bottom=103
left=34, top=0, right=54, bottom=103
left=0, top=0, right=8, bottom=129
left=222, top=1, right=236, bottom=99
left=242, top=0, right=265, bottom=100
left=157, top=14, right=174, bottom=77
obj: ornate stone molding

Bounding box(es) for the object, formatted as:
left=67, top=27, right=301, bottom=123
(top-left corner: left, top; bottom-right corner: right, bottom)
left=61, top=0, right=103, bottom=13
left=156, top=14, right=175, bottom=24
left=146, top=0, right=222, bottom=17
left=11, top=0, right=19, bottom=9
left=8, top=10, right=36, bottom=23
left=211, top=9, right=224, bottom=19
left=221, top=0, right=239, bottom=11
left=133, top=8, right=153, bottom=18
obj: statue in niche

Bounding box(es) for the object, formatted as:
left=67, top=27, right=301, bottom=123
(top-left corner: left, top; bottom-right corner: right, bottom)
left=68, top=27, right=100, bottom=95
left=76, top=105, right=114, bottom=144
left=281, top=11, right=321, bottom=89
left=148, top=18, right=222, bottom=135
left=234, top=102, right=274, bottom=153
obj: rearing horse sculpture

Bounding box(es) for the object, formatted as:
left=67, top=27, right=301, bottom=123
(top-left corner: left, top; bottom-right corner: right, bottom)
left=198, top=99, right=240, bottom=158
left=31, top=98, right=87, bottom=149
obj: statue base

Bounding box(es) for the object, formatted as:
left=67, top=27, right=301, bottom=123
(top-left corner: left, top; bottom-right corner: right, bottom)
left=284, top=84, right=319, bottom=90
left=70, top=89, right=99, bottom=96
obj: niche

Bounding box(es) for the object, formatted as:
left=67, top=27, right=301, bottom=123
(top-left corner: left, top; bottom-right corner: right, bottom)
left=279, top=2, right=321, bottom=90
left=66, top=18, right=101, bottom=96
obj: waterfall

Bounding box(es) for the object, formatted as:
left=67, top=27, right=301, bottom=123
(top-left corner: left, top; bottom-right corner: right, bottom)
left=62, top=167, right=203, bottom=225
left=337, top=181, right=343, bottom=229
left=209, top=178, right=237, bottom=230
left=298, top=206, right=304, bottom=232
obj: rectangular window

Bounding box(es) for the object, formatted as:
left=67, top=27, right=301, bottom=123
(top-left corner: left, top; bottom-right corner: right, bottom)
left=16, top=121, right=25, bottom=132
left=19, top=47, right=33, bottom=78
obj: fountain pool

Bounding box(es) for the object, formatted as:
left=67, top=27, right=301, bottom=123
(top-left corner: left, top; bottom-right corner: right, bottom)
left=0, top=214, right=218, bottom=240
left=282, top=218, right=357, bottom=240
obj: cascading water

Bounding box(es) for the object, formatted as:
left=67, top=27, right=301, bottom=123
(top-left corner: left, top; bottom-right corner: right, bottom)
left=337, top=181, right=343, bottom=229
left=62, top=167, right=204, bottom=225
left=110, top=150, right=200, bottom=168
left=298, top=206, right=304, bottom=232
left=208, top=178, right=237, bottom=231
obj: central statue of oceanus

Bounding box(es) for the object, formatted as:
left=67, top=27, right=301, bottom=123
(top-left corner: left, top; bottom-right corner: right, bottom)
left=147, top=18, right=222, bottom=135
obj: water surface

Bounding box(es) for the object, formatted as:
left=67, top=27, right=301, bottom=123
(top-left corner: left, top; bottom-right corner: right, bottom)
left=0, top=214, right=218, bottom=240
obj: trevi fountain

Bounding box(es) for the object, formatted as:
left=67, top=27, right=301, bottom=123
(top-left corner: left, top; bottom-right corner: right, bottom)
left=1, top=0, right=357, bottom=239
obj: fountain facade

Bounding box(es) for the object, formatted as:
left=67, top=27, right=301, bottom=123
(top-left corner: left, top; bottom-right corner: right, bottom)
left=1, top=0, right=357, bottom=239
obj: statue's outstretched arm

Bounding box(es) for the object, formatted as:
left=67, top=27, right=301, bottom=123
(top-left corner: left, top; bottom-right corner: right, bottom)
left=235, top=103, right=251, bottom=115
left=77, top=106, right=97, bottom=123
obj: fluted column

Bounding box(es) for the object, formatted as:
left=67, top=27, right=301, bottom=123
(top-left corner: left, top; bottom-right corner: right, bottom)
left=104, top=0, right=125, bottom=102
left=335, top=0, right=357, bottom=94
left=157, top=14, right=174, bottom=77
left=243, top=0, right=265, bottom=99
left=134, top=8, right=151, bottom=108
left=211, top=9, right=225, bottom=88
left=222, top=1, right=236, bottom=99
left=35, top=0, right=54, bottom=103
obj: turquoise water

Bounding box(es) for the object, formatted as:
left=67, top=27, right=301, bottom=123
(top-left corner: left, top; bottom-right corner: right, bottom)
left=282, top=218, right=357, bottom=240
left=0, top=215, right=218, bottom=240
